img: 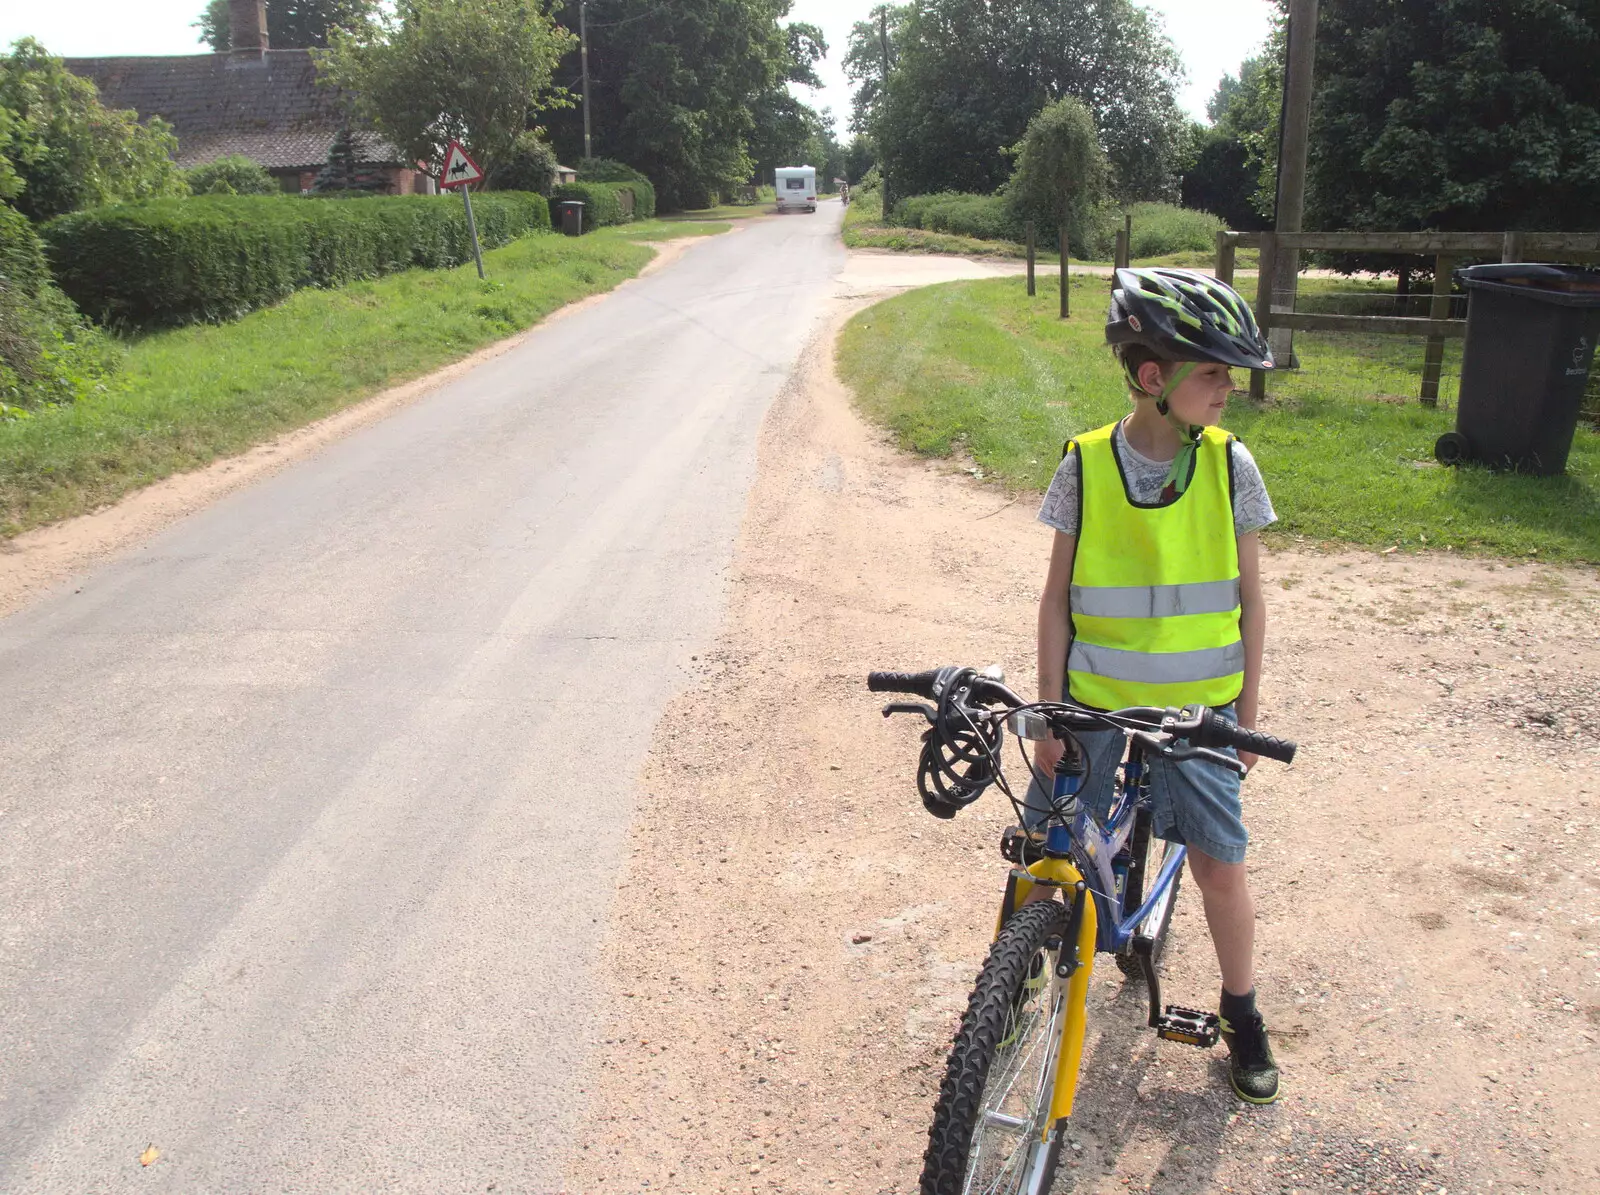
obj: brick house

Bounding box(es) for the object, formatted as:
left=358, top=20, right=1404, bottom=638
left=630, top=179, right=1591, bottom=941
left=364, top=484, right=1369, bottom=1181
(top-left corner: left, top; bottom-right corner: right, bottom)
left=65, top=0, right=432, bottom=195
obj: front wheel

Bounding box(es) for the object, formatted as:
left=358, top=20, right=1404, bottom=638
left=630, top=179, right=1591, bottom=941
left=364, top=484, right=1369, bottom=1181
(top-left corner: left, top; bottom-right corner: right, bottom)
left=922, top=899, right=1069, bottom=1195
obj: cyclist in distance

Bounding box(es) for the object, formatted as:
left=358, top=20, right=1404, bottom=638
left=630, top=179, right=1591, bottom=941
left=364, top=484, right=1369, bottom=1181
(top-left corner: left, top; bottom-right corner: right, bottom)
left=1028, top=268, right=1283, bottom=1103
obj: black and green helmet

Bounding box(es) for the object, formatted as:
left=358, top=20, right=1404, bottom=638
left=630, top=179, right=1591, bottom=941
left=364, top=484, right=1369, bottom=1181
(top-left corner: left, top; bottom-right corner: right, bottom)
left=1107, top=267, right=1274, bottom=372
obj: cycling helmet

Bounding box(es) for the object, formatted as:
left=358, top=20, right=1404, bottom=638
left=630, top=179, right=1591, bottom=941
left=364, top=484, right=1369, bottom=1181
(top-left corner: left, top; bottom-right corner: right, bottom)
left=1107, top=268, right=1273, bottom=374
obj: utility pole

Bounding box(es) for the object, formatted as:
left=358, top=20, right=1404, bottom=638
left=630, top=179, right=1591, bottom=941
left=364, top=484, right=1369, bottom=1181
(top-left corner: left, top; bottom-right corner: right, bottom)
left=1269, top=0, right=1318, bottom=369
left=580, top=0, right=592, bottom=160
left=878, top=9, right=893, bottom=216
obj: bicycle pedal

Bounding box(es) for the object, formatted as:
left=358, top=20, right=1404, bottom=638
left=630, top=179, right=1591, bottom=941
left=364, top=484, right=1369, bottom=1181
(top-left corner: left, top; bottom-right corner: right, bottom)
left=1000, top=825, right=1048, bottom=866
left=1155, top=1006, right=1220, bottom=1048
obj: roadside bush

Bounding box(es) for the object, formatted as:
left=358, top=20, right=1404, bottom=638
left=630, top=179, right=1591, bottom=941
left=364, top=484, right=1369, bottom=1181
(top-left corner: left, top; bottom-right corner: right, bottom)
left=1124, top=202, right=1225, bottom=259
left=577, top=157, right=647, bottom=184
left=891, top=192, right=1021, bottom=243
left=491, top=131, right=560, bottom=195
left=1, top=203, right=117, bottom=416
left=185, top=155, right=276, bottom=196
left=549, top=178, right=654, bottom=228
left=43, top=192, right=550, bottom=326
left=572, top=160, right=655, bottom=216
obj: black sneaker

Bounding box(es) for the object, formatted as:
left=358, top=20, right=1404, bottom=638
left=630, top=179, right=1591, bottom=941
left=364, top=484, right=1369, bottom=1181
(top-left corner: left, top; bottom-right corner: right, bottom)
left=1219, top=1010, right=1280, bottom=1104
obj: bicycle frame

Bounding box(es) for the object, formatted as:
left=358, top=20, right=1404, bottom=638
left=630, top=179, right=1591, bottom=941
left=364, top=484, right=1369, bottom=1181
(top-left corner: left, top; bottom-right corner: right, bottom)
left=994, top=741, right=1188, bottom=1133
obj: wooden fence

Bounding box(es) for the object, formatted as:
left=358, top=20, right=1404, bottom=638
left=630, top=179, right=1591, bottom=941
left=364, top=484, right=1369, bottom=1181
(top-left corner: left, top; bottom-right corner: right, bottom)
left=1214, top=230, right=1600, bottom=404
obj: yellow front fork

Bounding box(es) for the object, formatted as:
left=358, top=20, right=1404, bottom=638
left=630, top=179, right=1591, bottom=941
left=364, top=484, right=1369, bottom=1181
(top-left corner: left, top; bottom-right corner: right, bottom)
left=997, top=857, right=1100, bottom=1130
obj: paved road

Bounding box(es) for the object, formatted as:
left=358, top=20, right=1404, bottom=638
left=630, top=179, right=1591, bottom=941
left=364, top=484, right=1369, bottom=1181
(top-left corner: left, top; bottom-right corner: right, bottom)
left=0, top=206, right=844, bottom=1191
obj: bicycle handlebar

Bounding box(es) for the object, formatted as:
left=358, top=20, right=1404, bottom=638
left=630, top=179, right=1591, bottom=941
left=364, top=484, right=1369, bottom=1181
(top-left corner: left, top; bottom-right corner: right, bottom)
left=867, top=669, right=942, bottom=699
left=1185, top=706, right=1297, bottom=764
left=869, top=665, right=1299, bottom=819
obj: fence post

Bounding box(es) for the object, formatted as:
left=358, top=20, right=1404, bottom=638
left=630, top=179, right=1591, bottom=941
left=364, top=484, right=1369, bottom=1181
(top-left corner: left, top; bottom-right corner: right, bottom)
left=1420, top=254, right=1455, bottom=406
left=1215, top=231, right=1236, bottom=286
left=1026, top=222, right=1036, bottom=297
left=1250, top=232, right=1277, bottom=400
left=1114, top=225, right=1129, bottom=271
left=1502, top=231, right=1525, bottom=263
left=1059, top=225, right=1070, bottom=319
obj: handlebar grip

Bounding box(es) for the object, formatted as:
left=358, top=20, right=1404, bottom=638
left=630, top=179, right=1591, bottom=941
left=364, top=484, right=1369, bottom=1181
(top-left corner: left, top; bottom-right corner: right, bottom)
left=867, top=669, right=941, bottom=699
left=1195, top=709, right=1297, bottom=764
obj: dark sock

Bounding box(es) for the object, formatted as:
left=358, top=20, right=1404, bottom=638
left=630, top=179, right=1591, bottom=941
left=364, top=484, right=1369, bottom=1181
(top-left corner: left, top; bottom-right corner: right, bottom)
left=1220, top=986, right=1258, bottom=1024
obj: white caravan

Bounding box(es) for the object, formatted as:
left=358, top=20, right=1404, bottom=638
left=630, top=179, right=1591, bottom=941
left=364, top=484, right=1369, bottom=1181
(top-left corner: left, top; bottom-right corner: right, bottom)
left=775, top=165, right=818, bottom=213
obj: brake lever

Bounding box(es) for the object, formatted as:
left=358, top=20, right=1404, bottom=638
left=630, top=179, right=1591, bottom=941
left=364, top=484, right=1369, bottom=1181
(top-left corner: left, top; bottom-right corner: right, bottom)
left=882, top=701, right=938, bottom=723
left=1128, top=730, right=1246, bottom=776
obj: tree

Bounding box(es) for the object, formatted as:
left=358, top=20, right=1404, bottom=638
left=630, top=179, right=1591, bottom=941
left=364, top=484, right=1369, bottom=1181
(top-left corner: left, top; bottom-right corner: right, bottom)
left=0, top=39, right=185, bottom=222
left=870, top=0, right=1188, bottom=203
left=842, top=4, right=905, bottom=136
left=1308, top=0, right=1600, bottom=234
left=317, top=0, right=575, bottom=182
left=747, top=21, right=834, bottom=185
left=487, top=130, right=560, bottom=194
left=842, top=135, right=875, bottom=183
left=540, top=0, right=799, bottom=210
left=196, top=0, right=378, bottom=51
left=311, top=126, right=389, bottom=192
left=1183, top=43, right=1283, bottom=231
left=1004, top=96, right=1110, bottom=254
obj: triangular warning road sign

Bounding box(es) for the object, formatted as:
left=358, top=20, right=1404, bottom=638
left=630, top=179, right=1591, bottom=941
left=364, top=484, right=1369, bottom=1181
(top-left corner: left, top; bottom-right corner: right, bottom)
left=440, top=140, right=484, bottom=189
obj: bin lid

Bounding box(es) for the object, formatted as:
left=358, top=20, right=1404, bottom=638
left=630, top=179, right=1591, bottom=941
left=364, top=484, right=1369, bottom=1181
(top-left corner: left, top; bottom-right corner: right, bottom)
left=1456, top=263, right=1600, bottom=307
left=561, top=200, right=585, bottom=208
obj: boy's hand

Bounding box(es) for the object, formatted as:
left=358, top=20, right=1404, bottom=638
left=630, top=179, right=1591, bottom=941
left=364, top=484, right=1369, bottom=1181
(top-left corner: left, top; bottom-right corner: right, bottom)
left=1032, top=735, right=1066, bottom=782
left=1238, top=750, right=1258, bottom=776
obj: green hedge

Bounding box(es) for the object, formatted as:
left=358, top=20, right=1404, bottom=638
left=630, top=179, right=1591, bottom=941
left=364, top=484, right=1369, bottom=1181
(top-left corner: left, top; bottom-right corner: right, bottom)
left=43, top=192, right=551, bottom=327
left=891, top=192, right=1022, bottom=243
left=1123, top=202, right=1226, bottom=258
left=548, top=178, right=654, bottom=230
left=886, top=194, right=1225, bottom=262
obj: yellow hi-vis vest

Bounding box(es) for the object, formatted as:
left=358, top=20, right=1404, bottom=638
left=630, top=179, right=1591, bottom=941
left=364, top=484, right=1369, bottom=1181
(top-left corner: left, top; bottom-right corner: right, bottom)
left=1066, top=421, right=1244, bottom=710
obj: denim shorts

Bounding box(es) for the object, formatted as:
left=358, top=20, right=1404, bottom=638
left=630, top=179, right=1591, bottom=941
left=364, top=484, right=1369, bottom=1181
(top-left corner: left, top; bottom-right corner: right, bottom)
left=1019, top=704, right=1247, bottom=865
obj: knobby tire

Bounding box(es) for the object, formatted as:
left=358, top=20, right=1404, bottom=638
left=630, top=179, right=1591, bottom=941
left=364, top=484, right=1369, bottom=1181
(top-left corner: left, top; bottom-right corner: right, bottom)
left=921, top=899, right=1070, bottom=1195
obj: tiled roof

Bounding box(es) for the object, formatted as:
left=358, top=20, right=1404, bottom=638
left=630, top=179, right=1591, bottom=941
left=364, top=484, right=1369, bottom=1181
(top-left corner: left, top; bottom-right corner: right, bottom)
left=64, top=50, right=406, bottom=171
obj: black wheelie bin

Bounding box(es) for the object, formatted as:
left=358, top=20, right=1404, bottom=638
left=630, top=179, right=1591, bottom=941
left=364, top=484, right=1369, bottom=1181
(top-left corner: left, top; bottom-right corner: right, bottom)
left=559, top=200, right=585, bottom=237
left=1435, top=263, right=1600, bottom=475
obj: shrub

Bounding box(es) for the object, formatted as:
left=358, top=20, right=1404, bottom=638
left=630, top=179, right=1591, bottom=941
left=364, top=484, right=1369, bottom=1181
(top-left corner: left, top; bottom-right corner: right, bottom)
left=549, top=178, right=654, bottom=227
left=312, top=128, right=390, bottom=194
left=891, top=192, right=1021, bottom=243
left=577, top=157, right=648, bottom=184
left=185, top=155, right=277, bottom=196
left=1124, top=202, right=1225, bottom=259
left=43, top=192, right=550, bottom=327
left=1, top=203, right=116, bottom=416
left=492, top=132, right=560, bottom=195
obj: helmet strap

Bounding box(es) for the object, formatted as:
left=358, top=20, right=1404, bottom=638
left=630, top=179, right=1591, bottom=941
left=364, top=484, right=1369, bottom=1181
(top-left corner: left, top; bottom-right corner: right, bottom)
left=1154, top=362, right=1203, bottom=497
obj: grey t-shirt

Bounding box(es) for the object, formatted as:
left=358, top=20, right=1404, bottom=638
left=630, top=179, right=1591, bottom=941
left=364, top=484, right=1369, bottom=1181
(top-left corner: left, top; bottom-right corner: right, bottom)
left=1037, top=420, right=1277, bottom=537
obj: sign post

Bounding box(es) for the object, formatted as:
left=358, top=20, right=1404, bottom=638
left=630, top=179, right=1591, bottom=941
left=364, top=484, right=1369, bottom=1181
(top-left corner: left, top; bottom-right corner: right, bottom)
left=439, top=140, right=486, bottom=279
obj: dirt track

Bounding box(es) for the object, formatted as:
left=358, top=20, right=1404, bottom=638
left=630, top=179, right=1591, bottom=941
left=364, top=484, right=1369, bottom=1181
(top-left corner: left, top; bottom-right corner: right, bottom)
left=562, top=274, right=1600, bottom=1193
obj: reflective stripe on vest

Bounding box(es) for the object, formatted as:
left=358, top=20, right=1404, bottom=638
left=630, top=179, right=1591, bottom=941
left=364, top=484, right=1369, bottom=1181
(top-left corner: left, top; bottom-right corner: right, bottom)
left=1069, top=579, right=1242, bottom=619
left=1066, top=421, right=1243, bottom=710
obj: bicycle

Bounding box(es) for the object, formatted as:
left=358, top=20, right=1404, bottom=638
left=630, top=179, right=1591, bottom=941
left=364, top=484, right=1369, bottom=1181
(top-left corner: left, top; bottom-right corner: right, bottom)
left=866, top=665, right=1298, bottom=1195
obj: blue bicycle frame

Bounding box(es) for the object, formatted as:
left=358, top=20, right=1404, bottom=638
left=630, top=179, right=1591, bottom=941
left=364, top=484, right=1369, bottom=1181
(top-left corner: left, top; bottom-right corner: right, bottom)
left=1043, top=742, right=1186, bottom=956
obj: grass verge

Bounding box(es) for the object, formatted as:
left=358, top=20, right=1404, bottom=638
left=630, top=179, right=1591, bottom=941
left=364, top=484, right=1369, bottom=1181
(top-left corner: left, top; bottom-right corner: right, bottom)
left=835, top=274, right=1600, bottom=563
left=626, top=219, right=733, bottom=240
left=0, top=226, right=695, bottom=537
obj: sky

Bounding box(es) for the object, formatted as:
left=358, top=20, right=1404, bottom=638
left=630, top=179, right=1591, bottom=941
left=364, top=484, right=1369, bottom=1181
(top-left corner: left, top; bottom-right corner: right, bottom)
left=1, top=0, right=1278, bottom=129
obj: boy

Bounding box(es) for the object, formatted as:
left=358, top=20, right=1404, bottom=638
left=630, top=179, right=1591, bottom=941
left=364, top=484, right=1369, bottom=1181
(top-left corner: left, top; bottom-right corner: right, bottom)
left=1027, top=267, right=1281, bottom=1103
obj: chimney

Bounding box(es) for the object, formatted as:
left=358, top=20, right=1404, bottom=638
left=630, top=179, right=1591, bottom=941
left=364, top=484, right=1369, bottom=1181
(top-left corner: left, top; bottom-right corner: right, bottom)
left=229, top=0, right=269, bottom=59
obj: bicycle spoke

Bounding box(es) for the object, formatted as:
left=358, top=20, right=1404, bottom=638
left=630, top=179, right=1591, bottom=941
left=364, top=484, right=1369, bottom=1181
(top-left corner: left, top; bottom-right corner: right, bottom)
left=960, top=951, right=1066, bottom=1195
